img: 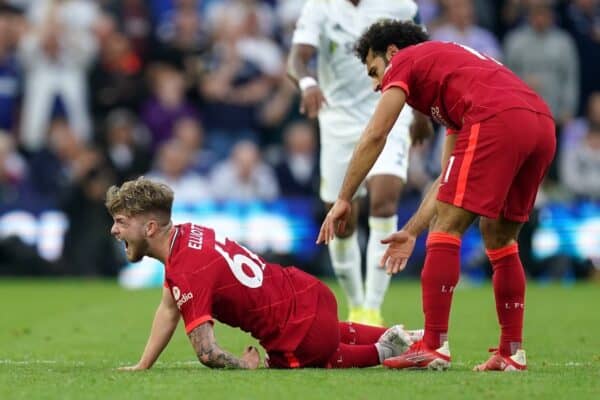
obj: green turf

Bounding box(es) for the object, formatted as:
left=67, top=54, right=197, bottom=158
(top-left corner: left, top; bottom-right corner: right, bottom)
left=1, top=279, right=599, bottom=399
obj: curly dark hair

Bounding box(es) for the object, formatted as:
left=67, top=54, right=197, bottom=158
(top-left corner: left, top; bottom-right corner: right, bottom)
left=355, top=20, right=429, bottom=64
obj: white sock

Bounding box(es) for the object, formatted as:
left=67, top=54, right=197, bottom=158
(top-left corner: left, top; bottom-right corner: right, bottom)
left=365, top=215, right=398, bottom=310
left=328, top=231, right=364, bottom=307
left=374, top=342, right=391, bottom=363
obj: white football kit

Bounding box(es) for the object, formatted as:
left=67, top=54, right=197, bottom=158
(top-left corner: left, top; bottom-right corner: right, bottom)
left=292, top=0, right=418, bottom=202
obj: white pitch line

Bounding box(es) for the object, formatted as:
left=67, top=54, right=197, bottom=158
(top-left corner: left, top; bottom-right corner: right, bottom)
left=0, top=360, right=57, bottom=365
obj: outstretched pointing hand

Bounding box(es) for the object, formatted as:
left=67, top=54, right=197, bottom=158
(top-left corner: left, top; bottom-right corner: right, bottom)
left=316, top=199, right=352, bottom=245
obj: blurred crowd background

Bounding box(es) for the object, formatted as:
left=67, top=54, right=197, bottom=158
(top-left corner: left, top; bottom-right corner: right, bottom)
left=0, top=0, right=598, bottom=282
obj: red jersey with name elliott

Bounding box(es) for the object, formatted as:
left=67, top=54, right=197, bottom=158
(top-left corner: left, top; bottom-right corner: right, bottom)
left=164, top=223, right=322, bottom=353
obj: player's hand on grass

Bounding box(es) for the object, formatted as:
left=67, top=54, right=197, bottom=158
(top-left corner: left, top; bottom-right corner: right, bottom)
left=117, top=363, right=147, bottom=371
left=300, top=86, right=327, bottom=119
left=242, top=346, right=260, bottom=370
left=316, top=199, right=352, bottom=245
left=379, top=231, right=416, bottom=275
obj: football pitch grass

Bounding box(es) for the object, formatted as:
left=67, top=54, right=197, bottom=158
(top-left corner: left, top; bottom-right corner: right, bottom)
left=1, top=279, right=599, bottom=399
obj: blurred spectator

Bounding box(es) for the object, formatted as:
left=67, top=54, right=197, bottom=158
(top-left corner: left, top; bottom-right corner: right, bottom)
left=560, top=124, right=600, bottom=200
left=274, top=121, right=318, bottom=197
left=504, top=0, right=579, bottom=126
left=205, top=0, right=277, bottom=38
left=275, top=0, right=304, bottom=48
left=415, top=0, right=441, bottom=27
left=2, top=0, right=597, bottom=279
left=60, top=151, right=124, bottom=276
left=154, top=0, right=206, bottom=40
left=199, top=1, right=283, bottom=158
left=147, top=138, right=212, bottom=203
left=258, top=78, right=301, bottom=147
left=28, top=118, right=100, bottom=203
left=107, top=0, right=152, bottom=58
left=151, top=5, right=209, bottom=95
left=102, top=109, right=151, bottom=183
left=90, top=13, right=144, bottom=121
left=210, top=140, right=279, bottom=201
left=0, top=8, right=21, bottom=133
left=18, top=0, right=99, bottom=151
left=172, top=116, right=216, bottom=175
left=500, top=0, right=529, bottom=37
left=466, top=0, right=497, bottom=33
left=562, top=92, right=600, bottom=149
left=417, top=0, right=496, bottom=32
left=141, top=63, right=199, bottom=151
left=562, top=0, right=600, bottom=115
left=0, top=132, right=26, bottom=205
left=431, top=0, right=502, bottom=60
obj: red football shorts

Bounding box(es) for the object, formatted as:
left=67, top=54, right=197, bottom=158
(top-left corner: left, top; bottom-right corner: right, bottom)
left=266, top=282, right=340, bottom=368
left=437, top=109, right=556, bottom=222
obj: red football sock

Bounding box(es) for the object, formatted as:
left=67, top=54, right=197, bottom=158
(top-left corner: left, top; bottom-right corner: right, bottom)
left=327, top=343, right=380, bottom=368
left=338, top=322, right=387, bottom=345
left=487, top=243, right=525, bottom=357
left=422, top=232, right=461, bottom=350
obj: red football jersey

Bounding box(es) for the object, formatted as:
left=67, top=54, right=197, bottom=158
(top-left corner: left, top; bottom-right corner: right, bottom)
left=164, top=223, right=321, bottom=352
left=381, top=41, right=552, bottom=130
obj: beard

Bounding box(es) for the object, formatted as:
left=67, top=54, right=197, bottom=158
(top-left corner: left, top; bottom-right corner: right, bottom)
left=126, top=237, right=150, bottom=262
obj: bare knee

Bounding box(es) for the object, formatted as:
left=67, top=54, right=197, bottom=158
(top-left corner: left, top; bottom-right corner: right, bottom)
left=369, top=197, right=398, bottom=218
left=367, top=175, right=403, bottom=218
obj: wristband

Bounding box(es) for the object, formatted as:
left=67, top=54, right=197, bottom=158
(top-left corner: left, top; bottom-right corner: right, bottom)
left=299, top=76, right=318, bottom=92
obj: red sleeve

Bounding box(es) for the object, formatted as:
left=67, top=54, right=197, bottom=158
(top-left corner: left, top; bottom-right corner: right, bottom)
left=174, top=274, right=214, bottom=334
left=168, top=252, right=215, bottom=334
left=381, top=52, right=413, bottom=96
left=446, top=128, right=458, bottom=136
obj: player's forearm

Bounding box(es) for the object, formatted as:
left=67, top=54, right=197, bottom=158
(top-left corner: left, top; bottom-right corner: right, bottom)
left=197, top=346, right=251, bottom=369
left=338, top=129, right=387, bottom=201
left=137, top=305, right=180, bottom=369
left=403, top=133, right=456, bottom=236
left=402, top=177, right=440, bottom=237
left=188, top=324, right=250, bottom=369
left=287, top=44, right=316, bottom=84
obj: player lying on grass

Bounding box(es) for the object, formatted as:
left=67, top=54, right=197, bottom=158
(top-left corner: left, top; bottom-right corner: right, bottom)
left=106, top=177, right=422, bottom=370
left=318, top=20, right=555, bottom=371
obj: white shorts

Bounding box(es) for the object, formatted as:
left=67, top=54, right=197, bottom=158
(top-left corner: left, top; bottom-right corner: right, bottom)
left=319, top=107, right=412, bottom=203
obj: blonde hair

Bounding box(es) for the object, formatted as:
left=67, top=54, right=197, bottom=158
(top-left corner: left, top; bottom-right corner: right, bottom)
left=105, top=177, right=174, bottom=223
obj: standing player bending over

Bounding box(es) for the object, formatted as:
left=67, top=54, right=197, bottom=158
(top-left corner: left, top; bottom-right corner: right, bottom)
left=318, top=21, right=555, bottom=371
left=288, top=0, right=432, bottom=326
left=107, top=178, right=421, bottom=370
